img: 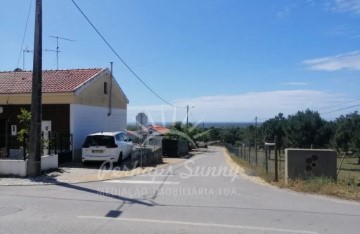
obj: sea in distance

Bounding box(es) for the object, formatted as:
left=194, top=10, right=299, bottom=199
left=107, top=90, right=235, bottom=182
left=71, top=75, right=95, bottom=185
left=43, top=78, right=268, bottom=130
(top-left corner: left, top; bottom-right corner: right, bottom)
left=128, top=122, right=255, bottom=128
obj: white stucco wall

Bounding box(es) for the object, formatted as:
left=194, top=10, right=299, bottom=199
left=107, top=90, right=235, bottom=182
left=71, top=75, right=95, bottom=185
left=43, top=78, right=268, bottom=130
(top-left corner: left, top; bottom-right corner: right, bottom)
left=41, top=155, right=58, bottom=171
left=70, top=104, right=127, bottom=160
left=0, top=160, right=27, bottom=177
left=0, top=156, right=58, bottom=177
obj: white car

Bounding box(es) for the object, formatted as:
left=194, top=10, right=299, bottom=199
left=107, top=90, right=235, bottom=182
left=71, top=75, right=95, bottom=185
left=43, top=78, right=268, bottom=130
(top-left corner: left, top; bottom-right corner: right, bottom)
left=81, top=131, right=133, bottom=164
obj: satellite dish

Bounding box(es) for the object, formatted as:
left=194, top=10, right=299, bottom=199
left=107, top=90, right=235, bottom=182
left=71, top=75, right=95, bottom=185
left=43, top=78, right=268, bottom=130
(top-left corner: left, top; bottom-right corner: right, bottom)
left=136, top=112, right=148, bottom=126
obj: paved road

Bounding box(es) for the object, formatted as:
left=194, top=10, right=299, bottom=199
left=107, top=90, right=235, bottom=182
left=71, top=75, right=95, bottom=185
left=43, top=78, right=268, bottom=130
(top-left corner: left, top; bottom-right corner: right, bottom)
left=0, top=146, right=359, bottom=234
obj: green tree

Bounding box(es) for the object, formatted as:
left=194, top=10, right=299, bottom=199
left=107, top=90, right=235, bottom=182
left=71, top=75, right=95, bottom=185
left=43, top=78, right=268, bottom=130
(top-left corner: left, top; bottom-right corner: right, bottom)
left=172, top=121, right=183, bottom=132
left=209, top=127, right=220, bottom=141
left=284, top=109, right=330, bottom=148
left=260, top=113, right=286, bottom=149
left=16, top=108, right=50, bottom=157
left=219, top=128, right=236, bottom=144
left=350, top=114, right=360, bottom=164
left=332, top=114, right=354, bottom=153
left=166, top=122, right=208, bottom=147
left=333, top=112, right=360, bottom=163
left=218, top=127, right=245, bottom=145
left=243, top=125, right=256, bottom=147
left=17, top=108, right=31, bottom=156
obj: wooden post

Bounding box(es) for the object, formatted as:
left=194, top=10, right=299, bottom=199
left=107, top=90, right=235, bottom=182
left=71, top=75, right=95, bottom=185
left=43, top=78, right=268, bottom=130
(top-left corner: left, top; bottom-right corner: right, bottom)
left=274, top=136, right=278, bottom=182
left=337, top=153, right=346, bottom=176
left=265, top=147, right=268, bottom=174
left=279, top=148, right=281, bottom=176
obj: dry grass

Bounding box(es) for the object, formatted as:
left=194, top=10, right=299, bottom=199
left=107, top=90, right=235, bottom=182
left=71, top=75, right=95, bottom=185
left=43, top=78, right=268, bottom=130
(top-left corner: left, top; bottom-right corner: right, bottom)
left=229, top=154, right=274, bottom=183
left=227, top=148, right=360, bottom=201
left=276, top=177, right=360, bottom=201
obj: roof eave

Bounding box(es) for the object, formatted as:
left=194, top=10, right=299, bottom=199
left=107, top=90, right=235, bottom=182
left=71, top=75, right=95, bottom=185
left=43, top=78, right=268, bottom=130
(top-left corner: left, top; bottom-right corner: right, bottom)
left=74, top=68, right=129, bottom=104
left=73, top=68, right=105, bottom=95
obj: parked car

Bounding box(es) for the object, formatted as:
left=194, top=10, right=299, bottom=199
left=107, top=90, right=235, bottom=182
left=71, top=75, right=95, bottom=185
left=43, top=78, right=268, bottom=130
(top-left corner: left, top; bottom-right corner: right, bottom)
left=81, top=131, right=133, bottom=164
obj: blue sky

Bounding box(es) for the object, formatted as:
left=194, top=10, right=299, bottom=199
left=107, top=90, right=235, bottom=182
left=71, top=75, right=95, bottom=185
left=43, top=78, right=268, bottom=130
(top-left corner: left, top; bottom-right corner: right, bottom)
left=1, top=0, right=360, bottom=123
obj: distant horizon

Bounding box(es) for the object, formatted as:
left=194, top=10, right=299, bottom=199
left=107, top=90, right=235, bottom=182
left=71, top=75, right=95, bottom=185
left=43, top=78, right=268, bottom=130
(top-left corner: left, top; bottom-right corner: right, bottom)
left=127, top=121, right=256, bottom=128
left=127, top=121, right=257, bottom=124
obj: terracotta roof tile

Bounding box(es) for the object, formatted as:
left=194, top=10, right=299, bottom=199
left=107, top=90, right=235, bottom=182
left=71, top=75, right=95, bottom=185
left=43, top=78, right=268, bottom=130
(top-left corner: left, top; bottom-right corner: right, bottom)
left=0, top=68, right=103, bottom=94
left=148, top=125, right=170, bottom=135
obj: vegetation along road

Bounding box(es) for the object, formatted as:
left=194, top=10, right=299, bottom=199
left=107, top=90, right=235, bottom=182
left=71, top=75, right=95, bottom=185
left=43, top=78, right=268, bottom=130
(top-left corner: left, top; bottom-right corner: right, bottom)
left=1, top=146, right=359, bottom=234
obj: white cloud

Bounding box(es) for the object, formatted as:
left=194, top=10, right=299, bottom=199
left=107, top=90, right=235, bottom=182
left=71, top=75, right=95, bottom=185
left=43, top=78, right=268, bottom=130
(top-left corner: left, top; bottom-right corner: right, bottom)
left=281, top=82, right=308, bottom=86
left=128, top=90, right=346, bottom=123
left=276, top=1, right=316, bottom=19
left=331, top=0, right=360, bottom=14
left=303, top=51, right=360, bottom=71
left=276, top=6, right=291, bottom=18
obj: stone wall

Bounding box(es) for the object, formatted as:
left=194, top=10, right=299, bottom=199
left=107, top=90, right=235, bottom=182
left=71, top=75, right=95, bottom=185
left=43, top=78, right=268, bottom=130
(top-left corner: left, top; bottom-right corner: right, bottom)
left=131, top=146, right=163, bottom=167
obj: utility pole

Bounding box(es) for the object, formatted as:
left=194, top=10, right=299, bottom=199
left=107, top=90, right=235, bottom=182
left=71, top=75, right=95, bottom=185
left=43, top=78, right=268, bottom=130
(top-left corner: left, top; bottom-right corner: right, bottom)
left=186, top=105, right=189, bottom=128
left=28, top=0, right=42, bottom=177
left=186, top=105, right=195, bottom=128
left=255, top=116, right=258, bottom=165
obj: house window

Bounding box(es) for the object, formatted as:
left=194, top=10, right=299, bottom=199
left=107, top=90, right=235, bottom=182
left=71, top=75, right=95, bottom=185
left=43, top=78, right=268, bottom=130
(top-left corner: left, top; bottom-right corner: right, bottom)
left=104, top=82, right=108, bottom=94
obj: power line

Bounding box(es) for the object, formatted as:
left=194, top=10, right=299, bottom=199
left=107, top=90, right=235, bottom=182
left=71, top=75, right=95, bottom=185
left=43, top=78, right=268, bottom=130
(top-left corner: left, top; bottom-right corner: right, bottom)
left=189, top=109, right=198, bottom=123
left=321, top=104, right=360, bottom=115
left=9, top=0, right=33, bottom=104
left=318, top=96, right=360, bottom=111
left=16, top=0, right=33, bottom=69
left=71, top=0, right=177, bottom=108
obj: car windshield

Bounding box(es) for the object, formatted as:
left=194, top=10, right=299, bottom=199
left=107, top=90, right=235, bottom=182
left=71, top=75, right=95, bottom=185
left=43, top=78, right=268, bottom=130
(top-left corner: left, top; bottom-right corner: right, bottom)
left=82, top=135, right=116, bottom=148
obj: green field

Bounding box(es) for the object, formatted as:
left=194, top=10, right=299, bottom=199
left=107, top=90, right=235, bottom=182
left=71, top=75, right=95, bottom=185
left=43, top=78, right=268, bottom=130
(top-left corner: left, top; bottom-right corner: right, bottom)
left=337, top=156, right=360, bottom=180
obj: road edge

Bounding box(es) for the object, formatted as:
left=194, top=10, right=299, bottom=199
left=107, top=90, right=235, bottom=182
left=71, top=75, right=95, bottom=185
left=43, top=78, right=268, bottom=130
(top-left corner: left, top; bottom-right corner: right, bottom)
left=221, top=146, right=274, bottom=187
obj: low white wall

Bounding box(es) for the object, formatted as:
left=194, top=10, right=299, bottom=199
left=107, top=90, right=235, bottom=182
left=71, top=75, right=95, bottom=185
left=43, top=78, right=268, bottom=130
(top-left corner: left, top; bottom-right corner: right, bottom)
left=41, top=155, right=58, bottom=171
left=0, top=155, right=58, bottom=177
left=0, top=160, right=27, bottom=177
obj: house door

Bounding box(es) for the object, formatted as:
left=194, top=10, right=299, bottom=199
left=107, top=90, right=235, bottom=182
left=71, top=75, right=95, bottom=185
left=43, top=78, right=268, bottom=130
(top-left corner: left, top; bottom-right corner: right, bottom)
left=0, top=119, right=9, bottom=157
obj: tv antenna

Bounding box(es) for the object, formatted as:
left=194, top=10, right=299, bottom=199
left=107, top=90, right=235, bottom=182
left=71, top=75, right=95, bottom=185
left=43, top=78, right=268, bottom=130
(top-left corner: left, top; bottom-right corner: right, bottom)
left=49, top=35, right=75, bottom=69
left=22, top=47, right=57, bottom=70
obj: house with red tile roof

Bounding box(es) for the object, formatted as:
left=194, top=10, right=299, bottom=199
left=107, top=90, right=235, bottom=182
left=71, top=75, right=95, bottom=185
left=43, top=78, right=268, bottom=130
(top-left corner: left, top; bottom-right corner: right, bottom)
left=0, top=68, right=129, bottom=161
left=148, top=125, right=170, bottom=136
